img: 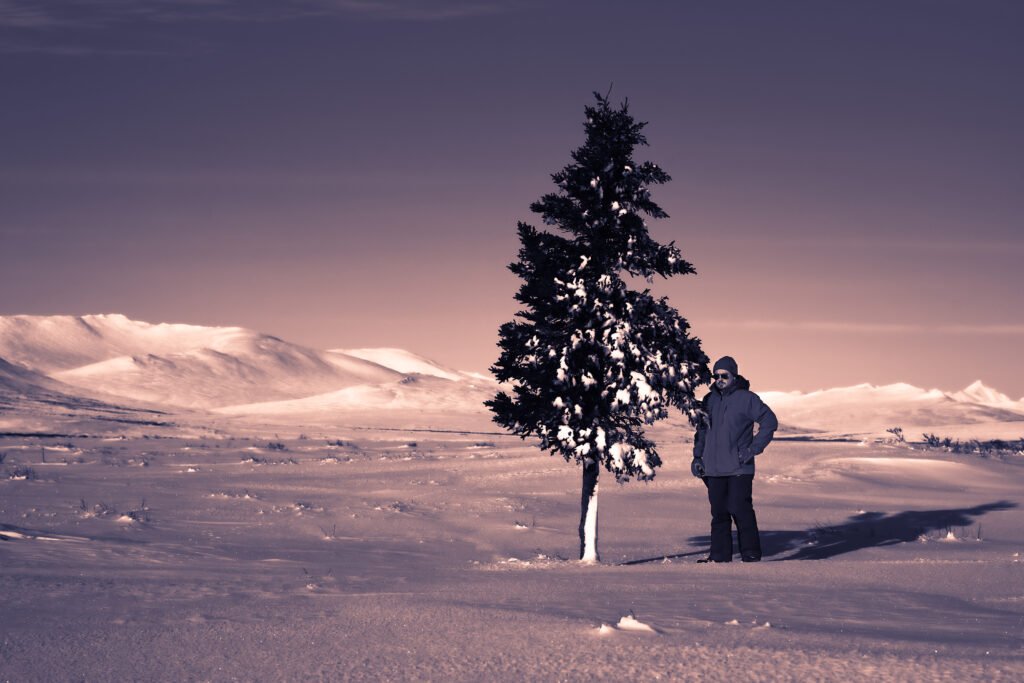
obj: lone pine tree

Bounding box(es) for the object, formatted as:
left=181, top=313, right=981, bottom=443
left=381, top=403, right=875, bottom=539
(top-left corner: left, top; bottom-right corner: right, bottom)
left=487, top=93, right=710, bottom=562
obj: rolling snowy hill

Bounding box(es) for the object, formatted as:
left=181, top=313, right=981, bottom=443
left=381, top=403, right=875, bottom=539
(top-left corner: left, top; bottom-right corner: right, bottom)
left=1, top=314, right=404, bottom=409
left=3, top=314, right=1023, bottom=437
left=0, top=356, right=66, bottom=397
left=334, top=348, right=466, bottom=382
left=761, top=382, right=1024, bottom=437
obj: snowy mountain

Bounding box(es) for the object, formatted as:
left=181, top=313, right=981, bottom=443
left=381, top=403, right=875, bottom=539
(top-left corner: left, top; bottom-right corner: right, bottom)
left=3, top=314, right=1023, bottom=437
left=761, top=382, right=1024, bottom=437
left=51, top=336, right=402, bottom=409
left=947, top=380, right=1022, bottom=409
left=0, top=314, right=403, bottom=409
left=0, top=314, right=246, bottom=373
left=0, top=314, right=497, bottom=430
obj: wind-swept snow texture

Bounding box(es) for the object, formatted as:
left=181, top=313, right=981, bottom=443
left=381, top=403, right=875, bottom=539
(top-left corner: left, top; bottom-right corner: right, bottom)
left=1, top=430, right=1022, bottom=681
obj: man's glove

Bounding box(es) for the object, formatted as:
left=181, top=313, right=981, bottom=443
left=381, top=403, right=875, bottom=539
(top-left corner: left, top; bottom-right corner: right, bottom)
left=690, top=457, right=705, bottom=478
left=739, top=447, right=756, bottom=465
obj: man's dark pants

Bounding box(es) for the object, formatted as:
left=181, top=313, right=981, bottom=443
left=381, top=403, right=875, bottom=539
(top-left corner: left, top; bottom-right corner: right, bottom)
left=703, top=474, right=762, bottom=562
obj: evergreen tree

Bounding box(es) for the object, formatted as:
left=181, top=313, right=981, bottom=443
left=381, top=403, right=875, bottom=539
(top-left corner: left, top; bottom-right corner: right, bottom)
left=487, top=93, right=710, bottom=562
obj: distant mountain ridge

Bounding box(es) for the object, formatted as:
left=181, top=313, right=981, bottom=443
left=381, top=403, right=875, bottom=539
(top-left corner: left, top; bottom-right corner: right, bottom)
left=948, top=380, right=1021, bottom=409
left=2, top=314, right=1022, bottom=436
left=0, top=314, right=464, bottom=410
left=761, top=382, right=1024, bottom=436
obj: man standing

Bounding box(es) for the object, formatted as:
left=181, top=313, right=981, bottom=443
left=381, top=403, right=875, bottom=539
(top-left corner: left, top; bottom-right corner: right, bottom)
left=692, top=356, right=778, bottom=562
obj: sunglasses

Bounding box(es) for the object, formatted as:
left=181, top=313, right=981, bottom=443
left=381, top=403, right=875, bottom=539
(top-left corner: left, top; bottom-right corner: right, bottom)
left=713, top=372, right=732, bottom=380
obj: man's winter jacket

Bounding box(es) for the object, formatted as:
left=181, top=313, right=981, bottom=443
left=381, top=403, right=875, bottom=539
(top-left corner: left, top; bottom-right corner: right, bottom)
left=692, top=376, right=778, bottom=477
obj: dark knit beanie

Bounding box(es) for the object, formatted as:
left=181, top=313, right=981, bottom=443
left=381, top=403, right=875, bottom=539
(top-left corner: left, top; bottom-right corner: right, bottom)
left=713, top=356, right=738, bottom=376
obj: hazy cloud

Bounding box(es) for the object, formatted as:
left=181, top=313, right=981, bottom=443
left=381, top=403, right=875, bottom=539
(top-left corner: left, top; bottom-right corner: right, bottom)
left=0, top=1, right=58, bottom=28
left=705, top=320, right=1024, bottom=336
left=0, top=0, right=516, bottom=54
left=314, top=0, right=508, bottom=21
left=0, top=0, right=510, bottom=29
left=0, top=39, right=172, bottom=55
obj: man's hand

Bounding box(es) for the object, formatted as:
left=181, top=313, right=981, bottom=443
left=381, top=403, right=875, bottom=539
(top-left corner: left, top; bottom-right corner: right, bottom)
left=690, top=457, right=705, bottom=478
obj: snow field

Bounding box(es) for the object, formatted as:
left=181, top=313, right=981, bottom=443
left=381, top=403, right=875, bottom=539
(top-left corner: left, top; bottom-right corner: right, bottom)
left=1, top=430, right=1022, bottom=680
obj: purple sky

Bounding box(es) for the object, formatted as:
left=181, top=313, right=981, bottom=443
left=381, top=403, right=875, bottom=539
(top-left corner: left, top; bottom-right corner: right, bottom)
left=2, top=1, right=1022, bottom=396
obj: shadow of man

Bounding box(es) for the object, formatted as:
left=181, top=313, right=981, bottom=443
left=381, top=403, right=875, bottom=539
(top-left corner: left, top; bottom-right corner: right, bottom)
left=681, top=500, right=1017, bottom=561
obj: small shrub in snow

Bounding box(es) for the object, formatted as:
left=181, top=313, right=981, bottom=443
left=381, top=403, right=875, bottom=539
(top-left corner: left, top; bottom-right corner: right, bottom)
left=7, top=466, right=36, bottom=481
left=265, top=441, right=288, bottom=451
left=375, top=501, right=410, bottom=513
left=302, top=567, right=332, bottom=591
left=243, top=455, right=297, bottom=465
left=886, top=427, right=905, bottom=443
left=210, top=489, right=260, bottom=500
left=121, top=508, right=150, bottom=524
left=80, top=499, right=118, bottom=518
left=0, top=452, right=6, bottom=465
left=920, top=434, right=1024, bottom=457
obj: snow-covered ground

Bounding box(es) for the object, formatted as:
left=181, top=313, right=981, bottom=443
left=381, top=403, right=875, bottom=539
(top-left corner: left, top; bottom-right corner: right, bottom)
left=1, top=429, right=1022, bottom=680
left=1, top=314, right=1023, bottom=679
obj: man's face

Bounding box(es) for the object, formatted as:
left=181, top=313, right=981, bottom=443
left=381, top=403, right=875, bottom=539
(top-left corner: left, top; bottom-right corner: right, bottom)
left=713, top=369, right=734, bottom=390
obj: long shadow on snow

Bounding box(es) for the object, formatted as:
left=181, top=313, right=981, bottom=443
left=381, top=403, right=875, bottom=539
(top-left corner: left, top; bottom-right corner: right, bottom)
left=0, top=522, right=148, bottom=545
left=620, top=549, right=706, bottom=565
left=666, top=501, right=1017, bottom=563
left=774, top=500, right=1017, bottom=560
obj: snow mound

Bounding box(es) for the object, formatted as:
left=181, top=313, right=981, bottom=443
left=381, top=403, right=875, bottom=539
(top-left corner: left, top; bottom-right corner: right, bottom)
left=615, top=615, right=657, bottom=633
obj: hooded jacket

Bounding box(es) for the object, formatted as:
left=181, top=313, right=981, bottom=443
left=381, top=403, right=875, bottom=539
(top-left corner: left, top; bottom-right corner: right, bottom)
left=693, top=375, right=778, bottom=477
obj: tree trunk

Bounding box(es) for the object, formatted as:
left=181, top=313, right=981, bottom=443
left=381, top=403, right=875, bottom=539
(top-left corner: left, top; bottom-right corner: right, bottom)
left=579, top=459, right=600, bottom=562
